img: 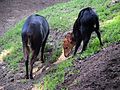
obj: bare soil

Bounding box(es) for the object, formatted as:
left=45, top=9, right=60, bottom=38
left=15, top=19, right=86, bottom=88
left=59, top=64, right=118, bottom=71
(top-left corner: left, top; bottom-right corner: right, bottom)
left=0, top=0, right=69, bottom=36
left=57, top=42, right=120, bottom=90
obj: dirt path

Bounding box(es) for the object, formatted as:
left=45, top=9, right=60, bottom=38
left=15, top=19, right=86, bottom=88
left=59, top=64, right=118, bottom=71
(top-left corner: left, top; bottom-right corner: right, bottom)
left=0, top=0, right=69, bottom=36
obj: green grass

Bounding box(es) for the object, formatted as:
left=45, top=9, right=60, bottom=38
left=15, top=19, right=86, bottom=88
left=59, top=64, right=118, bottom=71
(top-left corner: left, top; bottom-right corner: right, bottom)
left=0, top=0, right=120, bottom=89
left=0, top=20, right=24, bottom=70
left=43, top=59, right=73, bottom=90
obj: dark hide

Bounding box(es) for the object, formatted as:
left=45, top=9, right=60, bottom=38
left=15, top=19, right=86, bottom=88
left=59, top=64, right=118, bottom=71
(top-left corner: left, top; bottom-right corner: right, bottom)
left=73, top=7, right=103, bottom=56
left=21, top=14, right=49, bottom=79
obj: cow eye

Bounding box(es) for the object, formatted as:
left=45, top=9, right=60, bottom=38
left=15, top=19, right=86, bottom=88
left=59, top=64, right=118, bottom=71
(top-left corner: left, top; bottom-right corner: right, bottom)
left=65, top=47, right=68, bottom=49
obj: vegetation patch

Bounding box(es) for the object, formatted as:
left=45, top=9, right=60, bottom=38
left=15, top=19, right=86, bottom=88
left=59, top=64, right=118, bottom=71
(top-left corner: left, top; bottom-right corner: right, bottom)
left=39, top=58, right=73, bottom=90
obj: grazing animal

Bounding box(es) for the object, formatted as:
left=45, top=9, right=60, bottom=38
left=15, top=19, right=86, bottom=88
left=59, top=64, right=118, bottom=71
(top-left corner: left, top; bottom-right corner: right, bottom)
left=21, top=14, right=49, bottom=79
left=63, top=32, right=75, bottom=57
left=63, top=7, right=103, bottom=57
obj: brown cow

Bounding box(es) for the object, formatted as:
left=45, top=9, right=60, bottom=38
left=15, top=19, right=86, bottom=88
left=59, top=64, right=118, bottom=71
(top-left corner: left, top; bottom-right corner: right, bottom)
left=63, top=32, right=75, bottom=57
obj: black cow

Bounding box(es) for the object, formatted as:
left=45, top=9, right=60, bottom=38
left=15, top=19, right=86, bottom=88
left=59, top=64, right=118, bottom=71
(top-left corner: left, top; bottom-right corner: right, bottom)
left=21, top=14, right=49, bottom=79
left=63, top=7, right=103, bottom=57
left=73, top=7, right=103, bottom=56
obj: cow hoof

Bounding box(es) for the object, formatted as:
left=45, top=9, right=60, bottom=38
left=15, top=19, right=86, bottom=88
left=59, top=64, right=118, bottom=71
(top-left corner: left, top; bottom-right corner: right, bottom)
left=30, top=76, right=34, bottom=79
left=36, top=58, right=39, bottom=61
left=41, top=61, right=44, bottom=63
left=101, top=43, right=103, bottom=46
left=25, top=75, right=29, bottom=79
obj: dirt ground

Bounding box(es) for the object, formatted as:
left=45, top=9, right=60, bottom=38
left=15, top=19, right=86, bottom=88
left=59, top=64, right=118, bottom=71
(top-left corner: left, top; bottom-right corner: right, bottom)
left=0, top=0, right=69, bottom=36
left=57, top=42, right=120, bottom=90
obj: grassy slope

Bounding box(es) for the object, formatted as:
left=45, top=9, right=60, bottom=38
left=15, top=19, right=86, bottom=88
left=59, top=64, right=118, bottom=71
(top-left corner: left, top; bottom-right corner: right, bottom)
left=0, top=0, right=120, bottom=89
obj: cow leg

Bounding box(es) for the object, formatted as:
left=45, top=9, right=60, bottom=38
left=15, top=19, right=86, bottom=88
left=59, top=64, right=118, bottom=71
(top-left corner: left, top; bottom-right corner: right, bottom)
left=74, top=39, right=82, bottom=56
left=41, top=33, right=49, bottom=63
left=22, top=33, right=30, bottom=79
left=95, top=30, right=103, bottom=46
left=29, top=54, right=35, bottom=79
left=81, top=34, right=91, bottom=53
left=23, top=43, right=30, bottom=79
left=41, top=41, right=46, bottom=63
left=30, top=48, right=40, bottom=79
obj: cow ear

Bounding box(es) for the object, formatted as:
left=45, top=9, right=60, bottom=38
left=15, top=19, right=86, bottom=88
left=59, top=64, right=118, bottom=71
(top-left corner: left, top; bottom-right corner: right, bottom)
left=70, top=33, right=75, bottom=41
left=68, top=38, right=72, bottom=43
left=68, top=36, right=73, bottom=43
left=63, top=39, right=66, bottom=44
left=65, top=35, right=67, bottom=38
left=72, top=34, right=75, bottom=42
left=71, top=35, right=76, bottom=45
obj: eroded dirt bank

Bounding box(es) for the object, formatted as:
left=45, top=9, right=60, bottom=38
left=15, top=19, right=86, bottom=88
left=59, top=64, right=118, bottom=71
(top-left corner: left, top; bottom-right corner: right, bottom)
left=57, top=42, right=120, bottom=90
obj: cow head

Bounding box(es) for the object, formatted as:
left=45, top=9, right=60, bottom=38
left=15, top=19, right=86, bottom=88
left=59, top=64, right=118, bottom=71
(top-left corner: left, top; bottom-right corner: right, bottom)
left=63, top=32, right=75, bottom=57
